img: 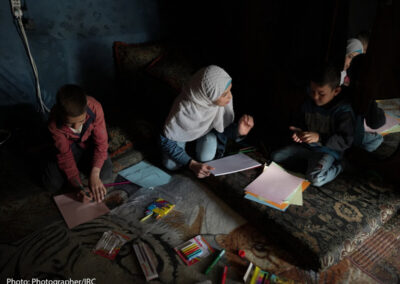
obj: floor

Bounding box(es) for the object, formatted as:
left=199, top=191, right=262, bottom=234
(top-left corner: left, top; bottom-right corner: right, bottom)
left=0, top=127, right=399, bottom=284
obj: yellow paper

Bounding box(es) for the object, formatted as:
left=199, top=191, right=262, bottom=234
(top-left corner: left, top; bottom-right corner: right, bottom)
left=284, top=184, right=303, bottom=205
left=382, top=124, right=400, bottom=135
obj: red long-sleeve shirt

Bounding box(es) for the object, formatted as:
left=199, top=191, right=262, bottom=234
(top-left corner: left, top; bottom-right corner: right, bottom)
left=48, top=96, right=109, bottom=185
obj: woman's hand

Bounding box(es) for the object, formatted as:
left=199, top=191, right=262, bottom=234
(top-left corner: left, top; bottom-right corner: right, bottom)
left=89, top=167, right=107, bottom=202
left=238, top=114, right=254, bottom=136
left=189, top=160, right=215, bottom=178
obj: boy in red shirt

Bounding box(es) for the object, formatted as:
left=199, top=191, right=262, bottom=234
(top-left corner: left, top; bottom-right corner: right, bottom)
left=42, top=84, right=112, bottom=202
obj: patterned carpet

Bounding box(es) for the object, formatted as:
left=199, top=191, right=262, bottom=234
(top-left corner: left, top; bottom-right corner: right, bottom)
left=2, top=170, right=400, bottom=283
left=1, top=129, right=400, bottom=283
left=348, top=213, right=400, bottom=284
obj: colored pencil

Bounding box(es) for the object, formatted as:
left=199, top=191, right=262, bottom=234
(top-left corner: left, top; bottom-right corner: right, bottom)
left=104, top=181, right=132, bottom=187
left=205, top=249, right=225, bottom=275
left=221, top=265, right=228, bottom=284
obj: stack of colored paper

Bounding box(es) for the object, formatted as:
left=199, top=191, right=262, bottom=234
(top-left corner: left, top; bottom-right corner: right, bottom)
left=376, top=98, right=400, bottom=118
left=364, top=98, right=400, bottom=135
left=364, top=113, right=400, bottom=135
left=244, top=162, right=310, bottom=211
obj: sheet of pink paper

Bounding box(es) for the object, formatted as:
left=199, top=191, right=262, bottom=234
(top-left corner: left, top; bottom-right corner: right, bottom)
left=364, top=113, right=399, bottom=133
left=244, top=162, right=304, bottom=204
left=54, top=193, right=110, bottom=229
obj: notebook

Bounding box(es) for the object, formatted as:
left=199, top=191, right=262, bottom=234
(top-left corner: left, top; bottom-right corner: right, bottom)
left=207, top=153, right=262, bottom=176
left=118, top=160, right=172, bottom=188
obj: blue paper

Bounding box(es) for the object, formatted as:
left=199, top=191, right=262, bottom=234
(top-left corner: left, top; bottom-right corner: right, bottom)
left=244, top=194, right=288, bottom=212
left=118, top=161, right=172, bottom=188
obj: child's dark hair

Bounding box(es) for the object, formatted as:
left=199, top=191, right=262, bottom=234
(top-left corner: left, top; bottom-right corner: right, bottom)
left=310, top=64, right=340, bottom=89
left=56, top=84, right=87, bottom=118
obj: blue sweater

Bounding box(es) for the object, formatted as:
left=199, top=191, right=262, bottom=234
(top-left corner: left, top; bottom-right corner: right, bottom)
left=293, top=95, right=355, bottom=159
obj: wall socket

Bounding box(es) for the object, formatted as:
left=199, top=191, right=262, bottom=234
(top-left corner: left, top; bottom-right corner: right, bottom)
left=10, top=0, right=22, bottom=18
left=10, top=0, right=21, bottom=9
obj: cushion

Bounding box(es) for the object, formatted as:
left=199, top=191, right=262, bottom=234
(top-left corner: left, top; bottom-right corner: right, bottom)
left=113, top=41, right=165, bottom=77
left=108, top=126, right=133, bottom=155
left=145, top=49, right=200, bottom=92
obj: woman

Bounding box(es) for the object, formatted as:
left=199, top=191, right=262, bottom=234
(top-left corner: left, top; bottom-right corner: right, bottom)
left=160, top=65, right=254, bottom=178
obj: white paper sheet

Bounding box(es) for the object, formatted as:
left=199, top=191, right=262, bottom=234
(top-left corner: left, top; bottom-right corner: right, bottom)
left=207, top=153, right=262, bottom=176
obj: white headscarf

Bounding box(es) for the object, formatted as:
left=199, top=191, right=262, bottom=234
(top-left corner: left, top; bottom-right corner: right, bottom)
left=346, top=38, right=363, bottom=55
left=163, top=65, right=234, bottom=142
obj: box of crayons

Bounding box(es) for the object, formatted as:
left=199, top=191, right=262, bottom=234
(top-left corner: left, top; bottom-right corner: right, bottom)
left=174, top=235, right=214, bottom=266
left=243, top=262, right=295, bottom=284
left=133, top=241, right=159, bottom=282
left=140, top=198, right=175, bottom=222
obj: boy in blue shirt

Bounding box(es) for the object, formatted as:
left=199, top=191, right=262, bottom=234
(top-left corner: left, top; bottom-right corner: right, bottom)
left=271, top=65, right=355, bottom=186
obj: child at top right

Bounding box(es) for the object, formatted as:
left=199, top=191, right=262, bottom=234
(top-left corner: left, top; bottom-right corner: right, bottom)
left=341, top=31, right=369, bottom=86
left=341, top=37, right=386, bottom=153
left=341, top=38, right=364, bottom=86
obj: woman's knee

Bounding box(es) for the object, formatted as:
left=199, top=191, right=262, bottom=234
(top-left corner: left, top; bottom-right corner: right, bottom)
left=162, top=156, right=183, bottom=171
left=196, top=133, right=217, bottom=162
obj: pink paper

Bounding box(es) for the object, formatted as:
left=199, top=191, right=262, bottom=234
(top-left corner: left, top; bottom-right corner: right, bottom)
left=54, top=193, right=110, bottom=229
left=244, top=162, right=303, bottom=204
left=364, top=113, right=399, bottom=133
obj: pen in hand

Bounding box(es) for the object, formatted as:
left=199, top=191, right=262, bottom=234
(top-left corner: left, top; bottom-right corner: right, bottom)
left=74, top=178, right=93, bottom=202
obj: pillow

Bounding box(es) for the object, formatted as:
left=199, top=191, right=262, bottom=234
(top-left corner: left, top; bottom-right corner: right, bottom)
left=108, top=126, right=133, bottom=158
left=145, top=49, right=201, bottom=92
left=113, top=41, right=165, bottom=77
left=108, top=126, right=145, bottom=173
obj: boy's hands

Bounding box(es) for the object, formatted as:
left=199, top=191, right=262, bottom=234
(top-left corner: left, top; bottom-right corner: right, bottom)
left=238, top=114, right=254, bottom=136
left=289, top=126, right=320, bottom=144
left=189, top=160, right=215, bottom=179
left=298, top=131, right=320, bottom=143
left=88, top=167, right=107, bottom=203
